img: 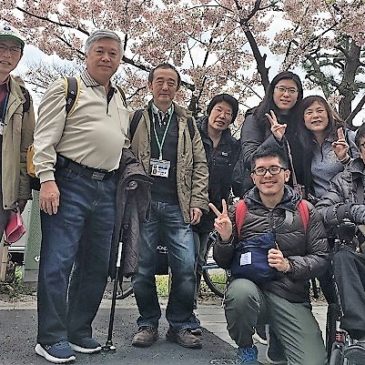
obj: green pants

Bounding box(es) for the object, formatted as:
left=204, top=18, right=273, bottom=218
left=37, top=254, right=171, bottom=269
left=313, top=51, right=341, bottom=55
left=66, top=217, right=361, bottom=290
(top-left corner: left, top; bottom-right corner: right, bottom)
left=224, top=278, right=326, bottom=365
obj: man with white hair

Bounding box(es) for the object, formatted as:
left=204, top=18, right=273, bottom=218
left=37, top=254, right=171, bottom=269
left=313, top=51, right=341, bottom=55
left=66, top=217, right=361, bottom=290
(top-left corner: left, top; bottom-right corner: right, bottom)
left=33, top=30, right=129, bottom=363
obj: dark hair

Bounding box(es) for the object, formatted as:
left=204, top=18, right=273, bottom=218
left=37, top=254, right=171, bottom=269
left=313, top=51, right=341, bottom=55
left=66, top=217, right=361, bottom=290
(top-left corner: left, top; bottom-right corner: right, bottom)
left=206, top=93, right=239, bottom=123
left=355, top=123, right=365, bottom=148
left=299, top=95, right=344, bottom=137
left=148, top=63, right=181, bottom=89
left=254, top=71, right=303, bottom=125
left=251, top=144, right=288, bottom=171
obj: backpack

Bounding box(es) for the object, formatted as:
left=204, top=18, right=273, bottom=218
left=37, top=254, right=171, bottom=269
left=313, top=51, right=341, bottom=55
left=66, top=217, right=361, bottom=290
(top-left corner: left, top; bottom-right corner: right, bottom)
left=129, top=109, right=195, bottom=142
left=235, top=199, right=310, bottom=239
left=230, top=199, right=310, bottom=283
left=26, top=77, right=128, bottom=189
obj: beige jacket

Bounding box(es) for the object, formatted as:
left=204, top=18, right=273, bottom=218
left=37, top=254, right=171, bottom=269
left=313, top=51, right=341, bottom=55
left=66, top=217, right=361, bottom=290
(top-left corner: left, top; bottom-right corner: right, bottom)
left=130, top=103, right=209, bottom=223
left=2, top=76, right=34, bottom=209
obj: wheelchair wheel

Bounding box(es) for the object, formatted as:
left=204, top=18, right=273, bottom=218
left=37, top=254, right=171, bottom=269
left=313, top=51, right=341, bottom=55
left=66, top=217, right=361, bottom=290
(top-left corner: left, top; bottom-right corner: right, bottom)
left=202, top=240, right=227, bottom=298
left=117, top=277, right=133, bottom=299
left=326, top=303, right=340, bottom=359
left=329, top=346, right=344, bottom=365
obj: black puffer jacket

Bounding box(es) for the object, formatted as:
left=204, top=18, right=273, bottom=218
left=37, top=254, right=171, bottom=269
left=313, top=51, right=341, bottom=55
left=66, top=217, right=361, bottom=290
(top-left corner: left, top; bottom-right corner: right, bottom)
left=316, top=157, right=365, bottom=227
left=194, top=117, right=239, bottom=233
left=214, top=186, right=329, bottom=303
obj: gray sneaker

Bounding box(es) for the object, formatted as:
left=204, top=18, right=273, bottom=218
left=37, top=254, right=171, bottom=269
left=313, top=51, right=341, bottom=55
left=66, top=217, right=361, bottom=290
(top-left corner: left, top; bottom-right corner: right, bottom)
left=132, top=326, right=158, bottom=347
left=35, top=341, right=76, bottom=364
left=69, top=337, right=101, bottom=354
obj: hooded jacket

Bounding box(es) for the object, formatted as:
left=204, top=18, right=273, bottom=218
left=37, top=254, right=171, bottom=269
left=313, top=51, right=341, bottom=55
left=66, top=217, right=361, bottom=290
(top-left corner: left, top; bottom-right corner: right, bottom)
left=214, top=186, right=329, bottom=303
left=2, top=76, right=34, bottom=209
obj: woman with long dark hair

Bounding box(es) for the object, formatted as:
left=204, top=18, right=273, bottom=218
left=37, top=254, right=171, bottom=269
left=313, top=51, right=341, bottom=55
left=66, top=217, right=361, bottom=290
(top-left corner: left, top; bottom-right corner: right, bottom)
left=235, top=71, right=304, bottom=196
left=298, top=95, right=358, bottom=202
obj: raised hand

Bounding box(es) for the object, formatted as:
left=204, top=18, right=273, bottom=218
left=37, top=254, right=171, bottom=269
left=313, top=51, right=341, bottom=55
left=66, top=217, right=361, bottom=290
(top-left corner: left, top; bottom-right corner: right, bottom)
left=332, top=127, right=349, bottom=161
left=209, top=199, right=232, bottom=242
left=265, top=110, right=287, bottom=141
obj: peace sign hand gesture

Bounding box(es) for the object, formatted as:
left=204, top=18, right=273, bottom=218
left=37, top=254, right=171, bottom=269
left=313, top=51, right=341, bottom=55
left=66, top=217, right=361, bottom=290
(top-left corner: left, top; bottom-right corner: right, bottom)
left=209, top=199, right=232, bottom=242
left=266, top=110, right=287, bottom=141
left=332, top=127, right=349, bottom=162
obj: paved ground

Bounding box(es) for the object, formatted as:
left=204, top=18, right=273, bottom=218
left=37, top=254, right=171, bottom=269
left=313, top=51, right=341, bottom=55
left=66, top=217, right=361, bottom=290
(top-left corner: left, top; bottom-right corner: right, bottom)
left=0, top=293, right=327, bottom=365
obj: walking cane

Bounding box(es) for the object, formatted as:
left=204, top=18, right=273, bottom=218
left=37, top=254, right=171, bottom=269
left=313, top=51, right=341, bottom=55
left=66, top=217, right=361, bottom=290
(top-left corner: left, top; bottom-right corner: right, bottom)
left=102, top=237, right=123, bottom=352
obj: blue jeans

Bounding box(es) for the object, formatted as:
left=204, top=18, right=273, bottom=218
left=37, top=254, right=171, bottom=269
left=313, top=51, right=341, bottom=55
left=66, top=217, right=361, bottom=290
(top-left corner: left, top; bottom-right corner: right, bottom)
left=37, top=167, right=116, bottom=345
left=132, top=201, right=196, bottom=331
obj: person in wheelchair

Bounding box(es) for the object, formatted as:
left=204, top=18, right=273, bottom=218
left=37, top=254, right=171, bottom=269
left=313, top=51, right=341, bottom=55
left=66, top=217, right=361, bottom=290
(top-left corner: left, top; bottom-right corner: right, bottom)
left=317, top=123, right=365, bottom=357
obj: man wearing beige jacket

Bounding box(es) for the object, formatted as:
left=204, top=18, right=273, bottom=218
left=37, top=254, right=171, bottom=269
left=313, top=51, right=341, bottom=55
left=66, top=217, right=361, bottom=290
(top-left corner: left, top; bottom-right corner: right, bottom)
left=0, top=22, right=34, bottom=279
left=33, top=30, right=129, bottom=364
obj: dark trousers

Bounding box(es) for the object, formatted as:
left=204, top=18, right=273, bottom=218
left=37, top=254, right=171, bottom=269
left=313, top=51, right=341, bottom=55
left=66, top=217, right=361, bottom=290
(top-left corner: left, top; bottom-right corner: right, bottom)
left=37, top=167, right=116, bottom=345
left=333, top=247, right=365, bottom=339
left=132, top=201, right=196, bottom=331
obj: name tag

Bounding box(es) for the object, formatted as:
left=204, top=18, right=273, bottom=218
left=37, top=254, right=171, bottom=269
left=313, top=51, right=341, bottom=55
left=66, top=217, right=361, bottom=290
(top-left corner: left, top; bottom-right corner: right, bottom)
left=240, top=252, right=252, bottom=266
left=150, top=158, right=170, bottom=178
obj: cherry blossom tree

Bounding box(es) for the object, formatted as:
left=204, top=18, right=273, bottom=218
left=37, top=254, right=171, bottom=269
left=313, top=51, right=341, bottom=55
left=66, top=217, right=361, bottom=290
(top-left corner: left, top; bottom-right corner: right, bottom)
left=2, top=0, right=365, bottom=126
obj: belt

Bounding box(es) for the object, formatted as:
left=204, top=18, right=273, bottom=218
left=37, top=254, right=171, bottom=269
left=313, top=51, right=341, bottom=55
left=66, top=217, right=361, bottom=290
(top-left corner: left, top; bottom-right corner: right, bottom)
left=59, top=156, right=116, bottom=181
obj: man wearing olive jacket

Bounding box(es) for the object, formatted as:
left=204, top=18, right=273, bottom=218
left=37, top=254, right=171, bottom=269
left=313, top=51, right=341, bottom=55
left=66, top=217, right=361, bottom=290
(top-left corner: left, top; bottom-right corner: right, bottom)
left=0, top=22, right=34, bottom=277
left=211, top=144, right=328, bottom=365
left=130, top=63, right=209, bottom=350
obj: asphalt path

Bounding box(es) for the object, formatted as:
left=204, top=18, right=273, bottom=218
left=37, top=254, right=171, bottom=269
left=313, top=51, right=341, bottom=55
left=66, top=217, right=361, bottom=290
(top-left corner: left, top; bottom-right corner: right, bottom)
left=0, top=306, right=241, bottom=365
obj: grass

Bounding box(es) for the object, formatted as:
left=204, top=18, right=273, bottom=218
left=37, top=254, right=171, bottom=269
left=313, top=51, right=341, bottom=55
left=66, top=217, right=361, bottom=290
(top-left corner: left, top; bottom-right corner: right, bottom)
left=0, top=265, right=33, bottom=299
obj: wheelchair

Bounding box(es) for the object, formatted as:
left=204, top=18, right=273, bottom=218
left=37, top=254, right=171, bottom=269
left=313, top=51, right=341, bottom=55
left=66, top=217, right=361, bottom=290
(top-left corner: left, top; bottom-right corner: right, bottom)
left=326, top=219, right=365, bottom=365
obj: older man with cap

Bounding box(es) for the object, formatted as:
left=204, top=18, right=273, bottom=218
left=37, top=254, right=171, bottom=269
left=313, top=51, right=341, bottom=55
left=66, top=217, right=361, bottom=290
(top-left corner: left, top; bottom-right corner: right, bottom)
left=33, top=30, right=129, bottom=363
left=0, top=22, right=34, bottom=276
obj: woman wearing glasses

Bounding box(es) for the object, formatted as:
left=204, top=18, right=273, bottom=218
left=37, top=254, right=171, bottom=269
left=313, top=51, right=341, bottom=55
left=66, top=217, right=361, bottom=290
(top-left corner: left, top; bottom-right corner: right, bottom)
left=234, top=71, right=304, bottom=197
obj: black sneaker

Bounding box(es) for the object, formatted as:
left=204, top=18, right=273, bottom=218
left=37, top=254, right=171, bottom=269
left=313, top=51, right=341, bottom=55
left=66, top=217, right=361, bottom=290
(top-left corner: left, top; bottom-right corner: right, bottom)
left=69, top=337, right=101, bottom=354
left=35, top=341, right=76, bottom=364
left=266, top=330, right=287, bottom=364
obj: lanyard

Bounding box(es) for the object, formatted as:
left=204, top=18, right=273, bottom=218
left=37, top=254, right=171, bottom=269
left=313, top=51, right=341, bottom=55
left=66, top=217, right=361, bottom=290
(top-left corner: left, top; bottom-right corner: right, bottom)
left=152, top=111, right=173, bottom=160
left=0, top=92, right=9, bottom=125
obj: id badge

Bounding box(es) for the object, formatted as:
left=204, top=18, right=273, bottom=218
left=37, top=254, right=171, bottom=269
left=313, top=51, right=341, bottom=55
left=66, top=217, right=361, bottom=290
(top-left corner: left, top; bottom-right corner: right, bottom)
left=0, top=122, right=4, bottom=136
left=150, top=158, right=170, bottom=178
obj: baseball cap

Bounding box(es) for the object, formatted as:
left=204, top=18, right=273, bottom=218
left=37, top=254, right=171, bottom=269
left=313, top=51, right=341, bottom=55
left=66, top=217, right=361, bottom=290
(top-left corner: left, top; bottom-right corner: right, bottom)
left=0, top=22, right=25, bottom=49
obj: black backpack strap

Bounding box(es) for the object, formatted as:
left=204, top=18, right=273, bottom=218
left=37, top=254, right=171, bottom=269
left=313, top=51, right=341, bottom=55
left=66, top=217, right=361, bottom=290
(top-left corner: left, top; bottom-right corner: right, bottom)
left=65, top=77, right=78, bottom=115
left=116, top=85, right=127, bottom=108
left=130, top=109, right=144, bottom=141
left=19, top=86, right=30, bottom=113
left=187, top=117, right=195, bottom=140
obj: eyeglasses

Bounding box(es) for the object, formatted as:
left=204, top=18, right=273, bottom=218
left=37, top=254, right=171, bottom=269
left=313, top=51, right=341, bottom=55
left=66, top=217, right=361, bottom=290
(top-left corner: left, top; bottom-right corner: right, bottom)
left=274, top=86, right=298, bottom=95
left=212, top=106, right=233, bottom=119
left=252, top=166, right=286, bottom=176
left=0, top=44, right=22, bottom=56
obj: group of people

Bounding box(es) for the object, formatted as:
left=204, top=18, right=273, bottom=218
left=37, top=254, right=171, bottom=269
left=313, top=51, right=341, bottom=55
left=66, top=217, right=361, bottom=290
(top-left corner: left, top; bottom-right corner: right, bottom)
left=1, top=22, right=365, bottom=365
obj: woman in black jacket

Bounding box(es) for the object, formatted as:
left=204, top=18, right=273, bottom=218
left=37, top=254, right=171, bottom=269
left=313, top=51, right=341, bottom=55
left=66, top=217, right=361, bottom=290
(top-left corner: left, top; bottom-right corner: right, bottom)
left=233, top=71, right=304, bottom=197
left=192, top=94, right=240, bottom=312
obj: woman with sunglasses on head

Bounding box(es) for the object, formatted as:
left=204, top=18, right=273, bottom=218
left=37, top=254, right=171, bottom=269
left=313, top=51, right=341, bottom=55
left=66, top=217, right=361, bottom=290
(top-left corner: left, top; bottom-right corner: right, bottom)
left=235, top=71, right=304, bottom=196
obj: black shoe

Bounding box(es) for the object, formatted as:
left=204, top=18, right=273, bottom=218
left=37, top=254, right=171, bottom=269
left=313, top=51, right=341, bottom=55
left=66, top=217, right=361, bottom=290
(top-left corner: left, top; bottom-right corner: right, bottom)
left=266, top=330, right=286, bottom=364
